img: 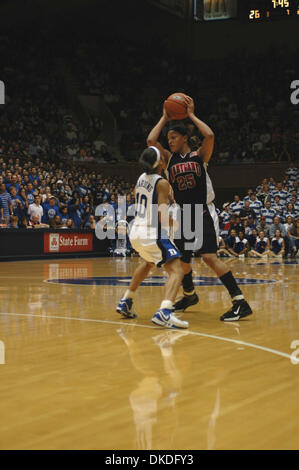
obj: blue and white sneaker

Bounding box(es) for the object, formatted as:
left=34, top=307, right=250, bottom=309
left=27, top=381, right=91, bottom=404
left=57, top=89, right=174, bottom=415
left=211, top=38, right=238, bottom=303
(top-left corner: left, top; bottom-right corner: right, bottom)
left=152, top=308, right=189, bottom=329
left=116, top=298, right=137, bottom=319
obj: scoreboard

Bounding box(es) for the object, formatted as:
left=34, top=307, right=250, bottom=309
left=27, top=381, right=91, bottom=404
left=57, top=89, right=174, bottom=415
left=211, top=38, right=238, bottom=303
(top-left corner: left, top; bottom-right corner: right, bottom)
left=245, top=0, right=299, bottom=20
left=193, top=0, right=299, bottom=21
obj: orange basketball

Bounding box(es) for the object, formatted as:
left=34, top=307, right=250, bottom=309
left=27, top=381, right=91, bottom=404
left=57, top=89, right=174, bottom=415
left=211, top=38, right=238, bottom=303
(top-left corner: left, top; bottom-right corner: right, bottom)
left=164, top=92, right=188, bottom=120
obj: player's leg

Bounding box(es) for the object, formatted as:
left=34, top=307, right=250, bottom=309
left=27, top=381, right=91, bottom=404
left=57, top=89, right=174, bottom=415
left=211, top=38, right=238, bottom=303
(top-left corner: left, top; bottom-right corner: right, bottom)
left=208, top=204, right=252, bottom=320
left=163, top=258, right=185, bottom=304
left=116, top=259, right=153, bottom=318
left=174, top=265, right=200, bottom=312
left=152, top=257, right=189, bottom=329
left=172, top=237, right=199, bottom=312
left=197, top=204, right=252, bottom=321
left=173, top=203, right=219, bottom=313
left=202, top=252, right=252, bottom=321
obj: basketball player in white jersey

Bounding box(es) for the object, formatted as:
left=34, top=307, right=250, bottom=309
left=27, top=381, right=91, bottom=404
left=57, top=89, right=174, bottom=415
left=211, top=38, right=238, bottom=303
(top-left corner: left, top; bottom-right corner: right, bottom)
left=146, top=96, right=252, bottom=321
left=116, top=146, right=189, bottom=329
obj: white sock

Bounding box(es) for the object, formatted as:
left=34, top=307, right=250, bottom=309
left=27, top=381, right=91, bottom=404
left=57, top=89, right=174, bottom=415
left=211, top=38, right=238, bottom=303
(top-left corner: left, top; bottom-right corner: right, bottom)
left=123, top=289, right=134, bottom=299
left=160, top=300, right=173, bottom=310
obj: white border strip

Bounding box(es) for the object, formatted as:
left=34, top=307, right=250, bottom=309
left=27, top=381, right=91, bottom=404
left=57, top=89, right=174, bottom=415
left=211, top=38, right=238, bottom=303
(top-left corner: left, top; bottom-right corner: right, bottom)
left=0, top=312, right=297, bottom=363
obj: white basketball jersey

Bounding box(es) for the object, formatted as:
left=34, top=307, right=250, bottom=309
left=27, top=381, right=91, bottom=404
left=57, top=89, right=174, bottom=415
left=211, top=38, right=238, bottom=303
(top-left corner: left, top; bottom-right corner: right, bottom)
left=133, top=173, right=162, bottom=229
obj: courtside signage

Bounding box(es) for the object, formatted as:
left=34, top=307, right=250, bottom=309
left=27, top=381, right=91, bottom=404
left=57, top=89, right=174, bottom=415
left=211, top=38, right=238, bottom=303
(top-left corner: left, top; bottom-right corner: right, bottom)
left=44, top=233, right=93, bottom=253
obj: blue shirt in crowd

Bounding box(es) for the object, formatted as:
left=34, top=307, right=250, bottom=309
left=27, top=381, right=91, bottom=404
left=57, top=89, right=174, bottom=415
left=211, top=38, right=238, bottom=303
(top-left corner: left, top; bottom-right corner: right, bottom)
left=0, top=192, right=12, bottom=218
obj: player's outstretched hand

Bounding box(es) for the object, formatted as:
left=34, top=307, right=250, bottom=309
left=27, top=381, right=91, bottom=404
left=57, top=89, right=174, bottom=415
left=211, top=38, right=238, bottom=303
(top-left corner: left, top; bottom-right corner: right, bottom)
left=185, top=95, right=195, bottom=116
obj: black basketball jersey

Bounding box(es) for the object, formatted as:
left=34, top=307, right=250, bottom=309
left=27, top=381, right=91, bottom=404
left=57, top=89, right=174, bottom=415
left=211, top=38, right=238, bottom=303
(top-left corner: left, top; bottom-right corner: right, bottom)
left=166, top=151, right=215, bottom=207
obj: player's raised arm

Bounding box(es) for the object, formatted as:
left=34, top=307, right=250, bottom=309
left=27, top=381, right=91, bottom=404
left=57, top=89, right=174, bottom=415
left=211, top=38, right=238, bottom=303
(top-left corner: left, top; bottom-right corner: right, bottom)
left=185, top=96, right=214, bottom=163
left=147, top=103, right=171, bottom=170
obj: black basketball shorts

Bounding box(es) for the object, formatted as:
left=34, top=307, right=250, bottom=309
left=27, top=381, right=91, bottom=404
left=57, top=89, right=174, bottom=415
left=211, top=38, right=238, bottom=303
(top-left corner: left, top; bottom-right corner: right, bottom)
left=173, top=203, right=219, bottom=264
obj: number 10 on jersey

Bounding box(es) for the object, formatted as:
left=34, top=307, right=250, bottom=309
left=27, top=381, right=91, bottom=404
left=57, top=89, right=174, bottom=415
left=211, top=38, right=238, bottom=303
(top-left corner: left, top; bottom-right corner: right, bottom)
left=135, top=193, right=148, bottom=218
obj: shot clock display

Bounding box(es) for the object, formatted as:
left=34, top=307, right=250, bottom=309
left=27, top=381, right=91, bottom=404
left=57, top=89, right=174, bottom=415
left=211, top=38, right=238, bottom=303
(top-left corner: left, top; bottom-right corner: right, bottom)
left=247, top=0, right=299, bottom=20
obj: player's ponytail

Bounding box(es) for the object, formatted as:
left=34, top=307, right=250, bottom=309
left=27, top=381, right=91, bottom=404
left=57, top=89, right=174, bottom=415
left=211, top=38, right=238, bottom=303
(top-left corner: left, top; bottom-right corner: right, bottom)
left=139, top=147, right=161, bottom=174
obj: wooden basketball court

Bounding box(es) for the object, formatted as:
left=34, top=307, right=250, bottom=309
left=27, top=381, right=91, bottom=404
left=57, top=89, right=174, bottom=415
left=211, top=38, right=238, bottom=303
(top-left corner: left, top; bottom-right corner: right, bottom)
left=0, top=256, right=298, bottom=450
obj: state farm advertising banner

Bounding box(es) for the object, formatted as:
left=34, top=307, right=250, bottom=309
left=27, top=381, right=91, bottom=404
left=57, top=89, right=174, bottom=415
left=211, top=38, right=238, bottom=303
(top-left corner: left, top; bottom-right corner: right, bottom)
left=44, top=232, right=93, bottom=253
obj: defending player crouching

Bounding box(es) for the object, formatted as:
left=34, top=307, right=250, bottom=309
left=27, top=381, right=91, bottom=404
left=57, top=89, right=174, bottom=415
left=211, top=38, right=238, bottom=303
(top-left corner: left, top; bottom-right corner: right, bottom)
left=116, top=146, right=189, bottom=329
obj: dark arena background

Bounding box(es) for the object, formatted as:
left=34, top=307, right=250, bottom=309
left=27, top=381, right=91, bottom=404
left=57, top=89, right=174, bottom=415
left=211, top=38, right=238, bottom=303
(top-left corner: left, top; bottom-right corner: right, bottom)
left=0, top=0, right=299, bottom=455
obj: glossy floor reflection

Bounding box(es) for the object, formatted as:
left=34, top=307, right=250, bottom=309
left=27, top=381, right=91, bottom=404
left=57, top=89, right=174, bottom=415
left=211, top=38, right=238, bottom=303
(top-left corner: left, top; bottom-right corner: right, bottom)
left=0, top=257, right=298, bottom=449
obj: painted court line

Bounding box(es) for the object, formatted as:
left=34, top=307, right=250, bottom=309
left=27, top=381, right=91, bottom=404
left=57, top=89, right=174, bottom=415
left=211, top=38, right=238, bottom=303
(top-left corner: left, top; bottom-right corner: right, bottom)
left=0, top=312, right=298, bottom=363
left=43, top=276, right=277, bottom=288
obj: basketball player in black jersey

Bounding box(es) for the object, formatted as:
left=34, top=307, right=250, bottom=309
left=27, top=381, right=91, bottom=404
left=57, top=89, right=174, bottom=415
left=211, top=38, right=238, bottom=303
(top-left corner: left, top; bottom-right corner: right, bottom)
left=146, top=96, right=252, bottom=321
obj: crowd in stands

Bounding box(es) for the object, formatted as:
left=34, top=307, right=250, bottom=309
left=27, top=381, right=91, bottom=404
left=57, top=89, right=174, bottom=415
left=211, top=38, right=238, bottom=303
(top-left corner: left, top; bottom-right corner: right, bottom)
left=0, top=155, right=135, bottom=231
left=0, top=32, right=118, bottom=170
left=1, top=30, right=299, bottom=166
left=70, top=38, right=299, bottom=164
left=1, top=28, right=299, bottom=258
left=216, top=165, right=299, bottom=259
left=0, top=151, right=298, bottom=258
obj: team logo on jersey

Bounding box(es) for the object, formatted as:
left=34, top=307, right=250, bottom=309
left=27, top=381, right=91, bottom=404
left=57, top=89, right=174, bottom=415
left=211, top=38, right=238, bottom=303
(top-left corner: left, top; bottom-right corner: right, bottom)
left=46, top=275, right=277, bottom=287
left=169, top=161, right=201, bottom=183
